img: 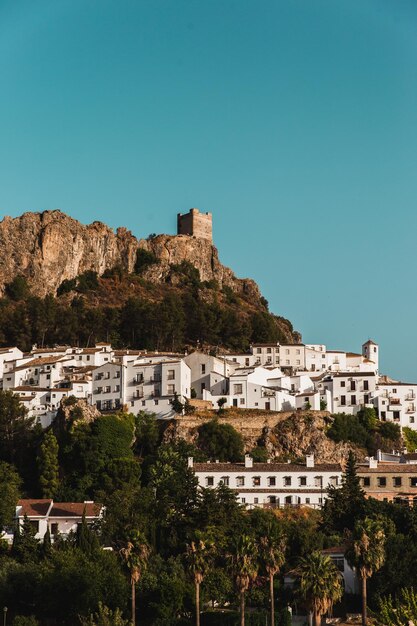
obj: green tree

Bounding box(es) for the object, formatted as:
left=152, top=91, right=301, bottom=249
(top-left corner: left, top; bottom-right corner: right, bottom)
left=120, top=530, right=150, bottom=626
left=378, top=588, right=417, bottom=626
left=80, top=602, right=130, bottom=626
left=217, top=397, right=227, bottom=414
left=197, top=419, right=244, bottom=462
left=5, top=275, right=30, bottom=300
left=134, top=411, right=160, bottom=457
left=12, top=617, right=40, bottom=626
left=229, top=534, right=259, bottom=626
left=186, top=531, right=215, bottom=626
left=0, top=461, right=21, bottom=530
left=297, top=550, right=343, bottom=626
left=346, top=517, right=386, bottom=626
left=37, top=429, right=59, bottom=498
left=258, top=524, right=286, bottom=626
left=12, top=515, right=39, bottom=563
left=77, top=511, right=100, bottom=554
left=322, top=451, right=366, bottom=533
left=0, top=390, right=34, bottom=465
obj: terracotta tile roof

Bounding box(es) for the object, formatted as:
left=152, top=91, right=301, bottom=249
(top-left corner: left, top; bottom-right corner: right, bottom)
left=12, top=356, right=70, bottom=372
left=322, top=546, right=347, bottom=554
left=233, top=488, right=324, bottom=493
left=50, top=502, right=103, bottom=517
left=18, top=499, right=52, bottom=516
left=194, top=462, right=341, bottom=473
left=332, top=372, right=375, bottom=377
left=358, top=464, right=417, bottom=474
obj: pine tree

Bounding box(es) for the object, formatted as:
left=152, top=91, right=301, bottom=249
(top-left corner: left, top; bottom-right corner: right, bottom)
left=322, top=451, right=366, bottom=533
left=37, top=429, right=59, bottom=498
left=12, top=515, right=39, bottom=563
left=42, top=526, right=52, bottom=558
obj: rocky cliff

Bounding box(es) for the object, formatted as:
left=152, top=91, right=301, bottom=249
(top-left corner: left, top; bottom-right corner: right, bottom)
left=162, top=410, right=364, bottom=464
left=0, top=210, right=138, bottom=297
left=0, top=210, right=258, bottom=300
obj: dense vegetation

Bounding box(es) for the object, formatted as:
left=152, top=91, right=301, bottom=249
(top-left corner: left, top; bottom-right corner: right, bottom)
left=0, top=265, right=295, bottom=352
left=1, top=395, right=417, bottom=625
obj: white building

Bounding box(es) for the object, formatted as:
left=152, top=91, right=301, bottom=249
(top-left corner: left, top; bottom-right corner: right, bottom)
left=2, top=499, right=104, bottom=543
left=191, top=454, right=342, bottom=509
left=376, top=382, right=417, bottom=428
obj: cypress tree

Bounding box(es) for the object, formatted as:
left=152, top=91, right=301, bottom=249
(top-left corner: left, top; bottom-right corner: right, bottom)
left=37, top=429, right=59, bottom=498
left=322, top=451, right=366, bottom=533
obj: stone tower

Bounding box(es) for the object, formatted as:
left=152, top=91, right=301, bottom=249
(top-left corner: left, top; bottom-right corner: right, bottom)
left=177, top=208, right=212, bottom=242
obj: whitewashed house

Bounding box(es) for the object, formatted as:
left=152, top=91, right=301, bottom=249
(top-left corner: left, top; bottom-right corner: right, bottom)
left=191, top=454, right=342, bottom=509
left=2, top=499, right=104, bottom=543
left=376, top=382, right=417, bottom=428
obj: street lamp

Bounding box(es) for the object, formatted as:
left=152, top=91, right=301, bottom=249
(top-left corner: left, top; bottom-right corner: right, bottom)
left=3, top=607, right=7, bottom=626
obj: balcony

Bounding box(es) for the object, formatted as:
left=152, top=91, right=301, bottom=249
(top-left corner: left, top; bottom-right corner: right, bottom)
left=406, top=393, right=416, bottom=400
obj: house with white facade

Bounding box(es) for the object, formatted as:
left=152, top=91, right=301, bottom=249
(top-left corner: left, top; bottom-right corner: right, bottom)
left=2, top=499, right=104, bottom=543
left=376, top=382, right=417, bottom=428
left=191, top=454, right=342, bottom=509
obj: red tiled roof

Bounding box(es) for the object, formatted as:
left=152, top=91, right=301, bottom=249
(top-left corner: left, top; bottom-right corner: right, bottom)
left=50, top=502, right=103, bottom=517
left=194, top=462, right=341, bottom=473
left=18, top=499, right=52, bottom=517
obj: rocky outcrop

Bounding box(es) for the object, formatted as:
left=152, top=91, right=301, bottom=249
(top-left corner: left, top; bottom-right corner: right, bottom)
left=54, top=397, right=101, bottom=433
left=0, top=210, right=138, bottom=297
left=0, top=210, right=260, bottom=300
left=139, top=235, right=261, bottom=299
left=162, top=410, right=364, bottom=464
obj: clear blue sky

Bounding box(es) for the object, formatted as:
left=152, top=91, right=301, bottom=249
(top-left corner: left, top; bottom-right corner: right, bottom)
left=1, top=0, right=416, bottom=380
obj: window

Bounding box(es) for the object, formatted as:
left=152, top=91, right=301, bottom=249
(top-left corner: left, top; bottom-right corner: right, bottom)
left=393, top=388, right=397, bottom=393
left=351, top=395, right=357, bottom=405
left=268, top=476, right=276, bottom=486
left=314, top=476, right=323, bottom=488
left=154, top=399, right=159, bottom=405
left=377, top=477, right=387, bottom=487
left=332, top=557, right=345, bottom=573
left=29, top=520, right=39, bottom=533
left=236, top=476, right=245, bottom=487
left=201, top=364, right=206, bottom=374
left=254, top=497, right=259, bottom=504
left=167, top=384, right=175, bottom=395
left=393, top=477, right=402, bottom=487
left=104, top=386, right=111, bottom=393
left=286, top=349, right=290, bottom=355
left=330, top=476, right=339, bottom=486
left=257, top=348, right=261, bottom=354
left=220, top=476, right=229, bottom=486
left=350, top=381, right=356, bottom=391
left=364, top=394, right=369, bottom=404
left=305, top=498, right=310, bottom=504
left=296, top=360, right=300, bottom=366
left=234, top=384, right=243, bottom=394
left=51, top=523, right=59, bottom=536
left=205, top=476, right=214, bottom=487
left=201, top=383, right=206, bottom=393
left=284, top=476, right=291, bottom=486
left=296, top=349, right=300, bottom=355
left=340, top=396, right=346, bottom=406
left=381, top=411, right=386, bottom=420
left=299, top=476, right=307, bottom=486
left=286, top=360, right=290, bottom=365
left=245, top=358, right=250, bottom=366
left=393, top=411, right=400, bottom=421
left=267, top=348, right=272, bottom=354
left=362, top=477, right=370, bottom=487
left=241, top=497, right=246, bottom=504
left=253, top=476, right=261, bottom=486
left=114, top=385, right=120, bottom=393
left=341, top=381, right=346, bottom=387
left=167, top=370, right=175, bottom=380
left=410, top=477, right=417, bottom=488
left=364, top=380, right=369, bottom=391
left=240, top=398, right=245, bottom=405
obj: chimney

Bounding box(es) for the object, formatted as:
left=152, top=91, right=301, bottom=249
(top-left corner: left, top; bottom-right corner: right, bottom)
left=306, top=454, right=315, bottom=468
left=187, top=457, right=194, bottom=468
left=369, top=457, right=378, bottom=469
left=245, top=454, right=253, bottom=468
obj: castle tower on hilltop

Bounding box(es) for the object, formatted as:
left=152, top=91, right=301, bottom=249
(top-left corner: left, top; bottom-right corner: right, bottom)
left=177, top=208, right=212, bottom=242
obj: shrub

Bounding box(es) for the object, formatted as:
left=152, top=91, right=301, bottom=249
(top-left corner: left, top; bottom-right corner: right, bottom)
left=197, top=419, right=244, bottom=462
left=5, top=276, right=30, bottom=300
left=134, top=248, right=158, bottom=274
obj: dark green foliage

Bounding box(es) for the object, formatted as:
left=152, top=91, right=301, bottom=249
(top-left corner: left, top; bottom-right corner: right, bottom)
left=134, top=248, right=158, bottom=274
left=197, top=419, right=244, bottom=462
left=76, top=271, right=99, bottom=293
left=134, top=412, right=160, bottom=457
left=0, top=461, right=21, bottom=530
left=12, top=515, right=39, bottom=563
left=327, top=408, right=400, bottom=456
left=12, top=617, right=40, bottom=626
left=321, top=451, right=366, bottom=533
left=5, top=275, right=30, bottom=300
left=403, top=426, right=417, bottom=453
left=56, top=278, right=77, bottom=296
left=170, top=260, right=201, bottom=287
left=37, top=429, right=59, bottom=498
left=250, top=446, right=269, bottom=462
left=77, top=512, right=100, bottom=554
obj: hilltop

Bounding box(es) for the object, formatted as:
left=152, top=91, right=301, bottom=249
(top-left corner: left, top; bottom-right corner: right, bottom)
left=0, top=209, right=299, bottom=351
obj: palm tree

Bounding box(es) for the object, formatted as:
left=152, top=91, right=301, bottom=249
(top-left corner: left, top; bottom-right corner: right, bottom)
left=258, top=527, right=286, bottom=626
left=186, top=531, right=215, bottom=626
left=297, top=550, right=343, bottom=626
left=229, top=534, right=259, bottom=626
left=346, top=517, right=386, bottom=626
left=120, top=530, right=150, bottom=626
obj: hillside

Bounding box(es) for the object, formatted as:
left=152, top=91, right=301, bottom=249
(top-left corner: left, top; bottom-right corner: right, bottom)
left=0, top=209, right=299, bottom=351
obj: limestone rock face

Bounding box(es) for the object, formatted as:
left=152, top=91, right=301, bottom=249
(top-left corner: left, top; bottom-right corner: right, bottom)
left=139, top=234, right=261, bottom=298
left=0, top=210, right=261, bottom=300
left=0, top=210, right=138, bottom=297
